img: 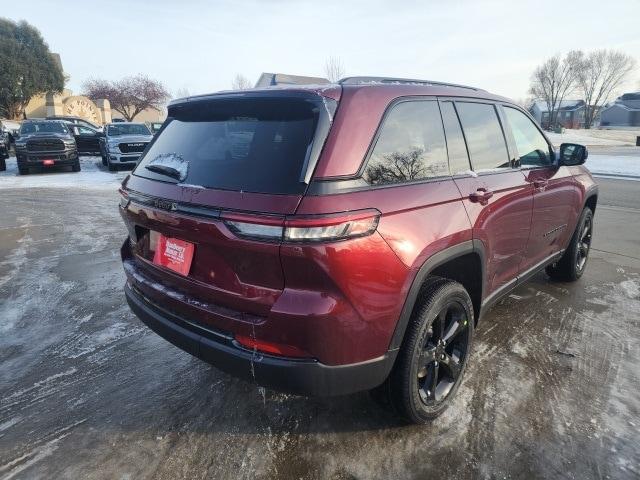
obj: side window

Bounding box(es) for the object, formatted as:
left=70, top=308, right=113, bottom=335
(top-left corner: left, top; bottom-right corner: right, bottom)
left=504, top=106, right=552, bottom=167
left=440, top=101, right=471, bottom=175
left=363, top=101, right=448, bottom=185
left=455, top=102, right=510, bottom=171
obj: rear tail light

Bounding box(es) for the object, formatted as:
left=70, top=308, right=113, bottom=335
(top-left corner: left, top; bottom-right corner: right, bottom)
left=235, top=334, right=310, bottom=358
left=284, top=210, right=380, bottom=242
left=222, top=209, right=380, bottom=243
left=118, top=188, right=130, bottom=209
left=222, top=212, right=285, bottom=242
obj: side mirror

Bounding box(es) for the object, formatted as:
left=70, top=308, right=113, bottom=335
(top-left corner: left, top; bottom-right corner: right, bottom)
left=559, top=143, right=588, bottom=166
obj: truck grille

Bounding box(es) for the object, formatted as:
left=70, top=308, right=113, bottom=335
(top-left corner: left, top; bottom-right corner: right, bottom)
left=119, top=142, right=148, bottom=153
left=27, top=139, right=65, bottom=152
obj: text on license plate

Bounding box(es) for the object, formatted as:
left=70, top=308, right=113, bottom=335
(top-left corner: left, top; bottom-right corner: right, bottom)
left=152, top=234, right=195, bottom=276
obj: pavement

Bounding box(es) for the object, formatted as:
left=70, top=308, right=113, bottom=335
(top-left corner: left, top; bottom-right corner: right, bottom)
left=0, top=161, right=639, bottom=479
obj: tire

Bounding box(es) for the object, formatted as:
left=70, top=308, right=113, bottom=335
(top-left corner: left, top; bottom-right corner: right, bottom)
left=100, top=146, right=108, bottom=166
left=72, top=160, right=81, bottom=172
left=546, top=207, right=593, bottom=282
left=382, top=277, right=475, bottom=423
left=0, top=157, right=5, bottom=171
left=107, top=157, right=117, bottom=171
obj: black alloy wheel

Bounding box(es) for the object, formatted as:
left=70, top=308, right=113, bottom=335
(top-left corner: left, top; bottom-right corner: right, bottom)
left=416, top=301, right=471, bottom=406
left=381, top=278, right=475, bottom=423
left=546, top=207, right=594, bottom=281
left=576, top=214, right=592, bottom=273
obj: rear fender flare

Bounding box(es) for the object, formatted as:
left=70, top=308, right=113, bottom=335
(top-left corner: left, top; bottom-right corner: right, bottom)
left=388, top=239, right=485, bottom=351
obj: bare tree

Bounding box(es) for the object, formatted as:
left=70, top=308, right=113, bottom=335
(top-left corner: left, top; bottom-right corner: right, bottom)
left=576, top=50, right=636, bottom=129
left=366, top=147, right=448, bottom=184
left=174, top=87, right=191, bottom=99
left=84, top=75, right=169, bottom=122
left=324, top=57, right=345, bottom=83
left=231, top=74, right=252, bottom=90
left=529, top=51, right=582, bottom=129
left=514, top=97, right=534, bottom=109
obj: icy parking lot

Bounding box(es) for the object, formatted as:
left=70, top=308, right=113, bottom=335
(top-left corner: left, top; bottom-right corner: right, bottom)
left=0, top=156, right=129, bottom=190
left=0, top=158, right=639, bottom=479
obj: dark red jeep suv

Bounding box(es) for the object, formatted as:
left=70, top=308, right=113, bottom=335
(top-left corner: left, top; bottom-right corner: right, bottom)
left=119, top=77, right=597, bottom=423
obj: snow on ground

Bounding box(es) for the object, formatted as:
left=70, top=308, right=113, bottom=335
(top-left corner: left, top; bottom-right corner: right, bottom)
left=546, top=128, right=640, bottom=147
left=0, top=156, right=127, bottom=191
left=586, top=154, right=640, bottom=179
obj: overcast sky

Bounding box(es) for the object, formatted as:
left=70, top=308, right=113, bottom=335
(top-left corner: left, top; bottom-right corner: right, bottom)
left=8, top=0, right=640, bottom=100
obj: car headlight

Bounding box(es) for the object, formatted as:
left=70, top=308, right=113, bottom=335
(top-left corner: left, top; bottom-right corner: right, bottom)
left=108, top=142, right=120, bottom=152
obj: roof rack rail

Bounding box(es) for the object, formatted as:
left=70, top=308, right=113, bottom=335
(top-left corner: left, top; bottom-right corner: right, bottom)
left=338, top=76, right=482, bottom=91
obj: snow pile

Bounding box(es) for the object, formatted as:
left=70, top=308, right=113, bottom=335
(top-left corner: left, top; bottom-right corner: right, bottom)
left=0, top=156, right=127, bottom=190
left=145, top=153, right=188, bottom=181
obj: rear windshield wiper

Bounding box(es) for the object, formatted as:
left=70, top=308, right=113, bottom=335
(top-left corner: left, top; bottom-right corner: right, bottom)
left=144, top=164, right=182, bottom=180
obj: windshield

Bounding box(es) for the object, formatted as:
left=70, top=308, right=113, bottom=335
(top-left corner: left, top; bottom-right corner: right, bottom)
left=134, top=96, right=333, bottom=195
left=20, top=122, right=69, bottom=135
left=107, top=124, right=151, bottom=136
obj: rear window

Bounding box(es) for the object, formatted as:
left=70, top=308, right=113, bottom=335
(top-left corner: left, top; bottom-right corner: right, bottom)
left=134, top=96, right=329, bottom=195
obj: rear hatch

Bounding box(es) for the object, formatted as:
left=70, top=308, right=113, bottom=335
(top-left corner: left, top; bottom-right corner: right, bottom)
left=121, top=89, right=338, bottom=327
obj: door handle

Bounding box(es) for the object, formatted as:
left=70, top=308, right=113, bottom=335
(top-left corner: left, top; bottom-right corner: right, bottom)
left=469, top=187, right=494, bottom=205
left=533, top=179, right=548, bottom=190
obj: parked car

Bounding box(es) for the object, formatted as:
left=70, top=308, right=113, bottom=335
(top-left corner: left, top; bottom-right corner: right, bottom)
left=118, top=78, right=597, bottom=424
left=0, top=130, right=9, bottom=171
left=63, top=122, right=104, bottom=155
left=1, top=118, right=21, bottom=144
left=100, top=122, right=153, bottom=171
left=14, top=120, right=80, bottom=174
left=46, top=115, right=102, bottom=131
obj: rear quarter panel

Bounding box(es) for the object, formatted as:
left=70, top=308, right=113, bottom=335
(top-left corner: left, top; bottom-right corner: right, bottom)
left=293, top=178, right=471, bottom=363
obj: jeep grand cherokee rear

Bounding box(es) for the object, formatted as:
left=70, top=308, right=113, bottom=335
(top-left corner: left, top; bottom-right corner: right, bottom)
left=120, top=81, right=596, bottom=423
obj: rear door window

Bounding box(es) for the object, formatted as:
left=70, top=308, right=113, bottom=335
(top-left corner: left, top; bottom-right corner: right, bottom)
left=440, top=101, right=471, bottom=175
left=134, top=96, right=329, bottom=195
left=455, top=102, right=511, bottom=172
left=503, top=106, right=553, bottom=168
left=363, top=100, right=448, bottom=185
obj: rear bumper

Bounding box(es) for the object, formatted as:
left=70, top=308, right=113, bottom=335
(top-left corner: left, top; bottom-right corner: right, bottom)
left=125, top=282, right=395, bottom=396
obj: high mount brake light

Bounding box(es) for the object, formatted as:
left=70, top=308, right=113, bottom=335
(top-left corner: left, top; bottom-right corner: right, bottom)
left=222, top=209, right=380, bottom=243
